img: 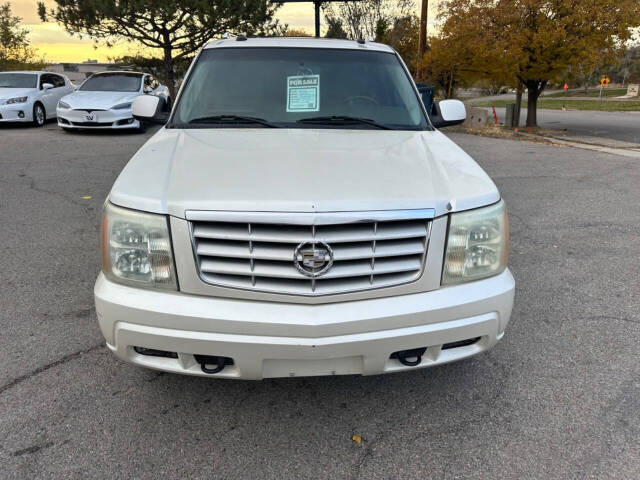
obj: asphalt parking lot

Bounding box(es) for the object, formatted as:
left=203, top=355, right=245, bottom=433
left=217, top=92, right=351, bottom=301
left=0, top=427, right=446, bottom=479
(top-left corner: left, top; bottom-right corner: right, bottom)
left=1, top=122, right=638, bottom=479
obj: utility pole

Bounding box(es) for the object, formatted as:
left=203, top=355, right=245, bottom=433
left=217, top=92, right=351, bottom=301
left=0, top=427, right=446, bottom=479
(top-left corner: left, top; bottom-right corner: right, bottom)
left=314, top=1, right=321, bottom=38
left=418, top=0, right=429, bottom=57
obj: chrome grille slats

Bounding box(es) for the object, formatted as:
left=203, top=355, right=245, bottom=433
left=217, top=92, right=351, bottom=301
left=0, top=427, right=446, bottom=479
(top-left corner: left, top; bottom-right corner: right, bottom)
left=195, top=238, right=425, bottom=262
left=199, top=256, right=423, bottom=280
left=189, top=210, right=432, bottom=296
left=192, top=221, right=428, bottom=244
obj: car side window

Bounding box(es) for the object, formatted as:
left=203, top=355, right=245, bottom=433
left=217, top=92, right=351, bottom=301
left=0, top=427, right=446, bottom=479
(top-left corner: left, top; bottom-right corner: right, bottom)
left=143, top=75, right=154, bottom=93
left=39, top=74, right=51, bottom=89
left=51, top=74, right=66, bottom=88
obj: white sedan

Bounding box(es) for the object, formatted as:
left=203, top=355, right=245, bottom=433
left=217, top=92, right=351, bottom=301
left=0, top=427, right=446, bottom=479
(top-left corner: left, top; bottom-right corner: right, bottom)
left=0, top=71, right=74, bottom=126
left=57, top=71, right=170, bottom=131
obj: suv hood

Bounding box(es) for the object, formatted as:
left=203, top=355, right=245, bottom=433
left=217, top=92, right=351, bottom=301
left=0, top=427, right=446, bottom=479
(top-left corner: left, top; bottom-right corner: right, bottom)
left=61, top=90, right=139, bottom=110
left=110, top=128, right=500, bottom=218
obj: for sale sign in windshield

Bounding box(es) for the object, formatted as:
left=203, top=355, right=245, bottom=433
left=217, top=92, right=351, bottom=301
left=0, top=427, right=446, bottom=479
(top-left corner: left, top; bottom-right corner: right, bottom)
left=287, top=75, right=320, bottom=112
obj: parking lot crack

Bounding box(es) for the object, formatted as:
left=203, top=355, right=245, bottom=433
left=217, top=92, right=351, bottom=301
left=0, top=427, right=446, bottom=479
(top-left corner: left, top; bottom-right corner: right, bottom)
left=12, top=441, right=55, bottom=457
left=26, top=177, right=87, bottom=208
left=351, top=433, right=383, bottom=480
left=0, top=343, right=104, bottom=396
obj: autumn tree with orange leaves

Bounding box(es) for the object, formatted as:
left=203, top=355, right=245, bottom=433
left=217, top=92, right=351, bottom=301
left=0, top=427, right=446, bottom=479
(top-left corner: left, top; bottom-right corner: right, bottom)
left=423, top=0, right=640, bottom=127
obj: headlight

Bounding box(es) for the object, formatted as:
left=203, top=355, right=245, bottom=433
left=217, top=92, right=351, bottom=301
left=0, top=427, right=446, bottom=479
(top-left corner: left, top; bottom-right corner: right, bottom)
left=4, top=96, right=28, bottom=104
left=442, top=200, right=508, bottom=285
left=58, top=101, right=71, bottom=109
left=101, top=202, right=177, bottom=290
left=112, top=102, right=132, bottom=110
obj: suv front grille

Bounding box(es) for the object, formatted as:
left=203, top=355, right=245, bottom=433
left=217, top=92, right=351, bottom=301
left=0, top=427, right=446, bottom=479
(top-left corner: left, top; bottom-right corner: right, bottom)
left=188, top=210, right=433, bottom=296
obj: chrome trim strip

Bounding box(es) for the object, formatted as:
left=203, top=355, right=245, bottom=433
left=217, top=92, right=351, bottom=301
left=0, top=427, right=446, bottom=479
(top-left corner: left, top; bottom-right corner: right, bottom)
left=185, top=209, right=436, bottom=225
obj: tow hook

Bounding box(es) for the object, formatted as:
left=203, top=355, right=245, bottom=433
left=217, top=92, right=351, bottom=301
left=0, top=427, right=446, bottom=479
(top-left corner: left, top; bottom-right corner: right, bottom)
left=194, top=354, right=234, bottom=374
left=390, top=347, right=427, bottom=367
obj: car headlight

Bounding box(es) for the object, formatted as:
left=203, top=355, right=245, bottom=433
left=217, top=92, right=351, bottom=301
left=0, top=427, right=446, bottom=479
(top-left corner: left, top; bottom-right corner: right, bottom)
left=442, top=200, right=508, bottom=285
left=58, top=100, right=71, bottom=109
left=112, top=102, right=132, bottom=110
left=101, top=202, right=177, bottom=290
left=4, top=96, right=28, bottom=104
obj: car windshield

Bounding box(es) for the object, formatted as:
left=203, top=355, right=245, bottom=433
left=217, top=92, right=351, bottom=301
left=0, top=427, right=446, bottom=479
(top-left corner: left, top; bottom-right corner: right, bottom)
left=0, top=73, right=38, bottom=88
left=80, top=74, right=142, bottom=92
left=172, top=47, right=427, bottom=130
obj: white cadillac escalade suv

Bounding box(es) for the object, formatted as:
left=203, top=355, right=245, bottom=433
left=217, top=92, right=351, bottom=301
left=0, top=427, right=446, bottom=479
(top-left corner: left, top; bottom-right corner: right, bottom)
left=95, top=37, right=514, bottom=379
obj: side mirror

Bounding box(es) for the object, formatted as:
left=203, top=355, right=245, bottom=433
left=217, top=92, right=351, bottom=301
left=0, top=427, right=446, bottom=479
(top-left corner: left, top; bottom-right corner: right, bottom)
left=42, top=83, right=54, bottom=90
left=430, top=99, right=467, bottom=128
left=132, top=95, right=168, bottom=124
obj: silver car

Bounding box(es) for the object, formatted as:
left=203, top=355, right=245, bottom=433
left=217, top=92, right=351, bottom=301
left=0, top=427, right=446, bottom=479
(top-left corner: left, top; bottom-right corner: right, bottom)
left=56, top=71, right=170, bottom=131
left=0, top=71, right=74, bottom=126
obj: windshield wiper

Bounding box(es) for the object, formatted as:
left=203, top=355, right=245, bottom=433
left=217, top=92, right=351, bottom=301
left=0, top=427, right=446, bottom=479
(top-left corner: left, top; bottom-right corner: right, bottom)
left=296, top=115, right=394, bottom=130
left=188, top=115, right=280, bottom=128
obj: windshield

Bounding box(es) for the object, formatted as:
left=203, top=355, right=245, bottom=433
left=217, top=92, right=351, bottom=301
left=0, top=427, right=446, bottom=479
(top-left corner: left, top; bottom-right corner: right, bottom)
left=80, top=74, right=142, bottom=92
left=172, top=47, right=427, bottom=130
left=0, top=73, right=37, bottom=88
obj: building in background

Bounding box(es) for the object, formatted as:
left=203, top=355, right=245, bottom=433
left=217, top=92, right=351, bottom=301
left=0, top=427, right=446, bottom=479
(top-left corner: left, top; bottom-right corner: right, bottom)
left=45, top=59, right=132, bottom=84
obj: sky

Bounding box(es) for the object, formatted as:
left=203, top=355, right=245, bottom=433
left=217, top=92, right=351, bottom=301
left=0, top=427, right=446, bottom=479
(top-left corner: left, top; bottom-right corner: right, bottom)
left=14, top=0, right=437, bottom=63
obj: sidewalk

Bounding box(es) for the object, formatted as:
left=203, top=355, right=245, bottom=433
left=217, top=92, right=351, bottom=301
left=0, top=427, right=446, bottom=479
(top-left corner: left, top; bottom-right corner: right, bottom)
left=520, top=131, right=640, bottom=159
left=477, top=107, right=640, bottom=145
left=467, top=91, right=637, bottom=103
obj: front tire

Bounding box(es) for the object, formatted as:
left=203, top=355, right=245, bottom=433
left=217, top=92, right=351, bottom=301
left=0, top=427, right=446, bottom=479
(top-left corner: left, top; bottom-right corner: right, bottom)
left=33, top=103, right=46, bottom=127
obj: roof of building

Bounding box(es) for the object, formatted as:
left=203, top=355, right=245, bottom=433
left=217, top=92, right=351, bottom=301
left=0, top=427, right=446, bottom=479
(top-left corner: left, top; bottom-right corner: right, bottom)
left=204, top=36, right=394, bottom=53
left=0, top=71, right=47, bottom=75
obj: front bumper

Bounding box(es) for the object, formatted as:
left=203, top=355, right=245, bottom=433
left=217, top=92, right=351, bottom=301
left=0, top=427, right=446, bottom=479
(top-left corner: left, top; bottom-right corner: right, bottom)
left=0, top=103, right=32, bottom=122
left=95, top=269, right=515, bottom=379
left=57, top=108, right=139, bottom=129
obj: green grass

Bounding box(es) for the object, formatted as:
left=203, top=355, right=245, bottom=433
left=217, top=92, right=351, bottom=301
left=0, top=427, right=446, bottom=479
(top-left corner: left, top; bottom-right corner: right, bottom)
left=544, top=88, right=628, bottom=98
left=470, top=98, right=640, bottom=112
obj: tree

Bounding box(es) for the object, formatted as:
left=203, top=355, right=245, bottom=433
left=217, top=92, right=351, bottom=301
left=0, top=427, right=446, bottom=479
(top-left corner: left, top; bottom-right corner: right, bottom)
left=0, top=2, right=40, bottom=70
left=38, top=0, right=283, bottom=98
left=419, top=34, right=477, bottom=98
left=436, top=0, right=640, bottom=127
left=610, top=46, right=640, bottom=84
left=108, top=52, right=194, bottom=90
left=324, top=16, right=348, bottom=39
left=322, top=0, right=414, bottom=40
left=378, top=15, right=420, bottom=75
left=568, top=57, right=605, bottom=94
left=284, top=28, right=312, bottom=37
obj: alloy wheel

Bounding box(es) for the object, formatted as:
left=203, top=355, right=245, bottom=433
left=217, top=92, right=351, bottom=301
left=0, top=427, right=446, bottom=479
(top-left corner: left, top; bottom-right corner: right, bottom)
left=35, top=105, right=45, bottom=126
